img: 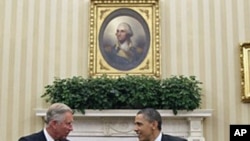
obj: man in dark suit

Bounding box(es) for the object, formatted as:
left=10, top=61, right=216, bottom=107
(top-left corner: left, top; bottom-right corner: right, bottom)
left=18, top=103, right=73, bottom=141
left=134, top=108, right=187, bottom=141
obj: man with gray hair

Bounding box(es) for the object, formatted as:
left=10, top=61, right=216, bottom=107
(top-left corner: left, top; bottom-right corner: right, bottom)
left=18, top=103, right=74, bottom=141
left=113, top=22, right=135, bottom=62
left=134, top=108, right=187, bottom=141
left=105, top=22, right=143, bottom=70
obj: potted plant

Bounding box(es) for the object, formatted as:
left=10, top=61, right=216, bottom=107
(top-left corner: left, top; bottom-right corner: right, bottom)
left=41, top=75, right=202, bottom=115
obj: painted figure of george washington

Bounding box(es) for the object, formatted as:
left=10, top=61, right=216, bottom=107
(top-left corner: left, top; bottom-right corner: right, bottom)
left=104, top=22, right=143, bottom=70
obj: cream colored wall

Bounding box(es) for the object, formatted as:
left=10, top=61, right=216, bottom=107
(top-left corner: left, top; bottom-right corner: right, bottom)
left=0, top=0, right=250, bottom=141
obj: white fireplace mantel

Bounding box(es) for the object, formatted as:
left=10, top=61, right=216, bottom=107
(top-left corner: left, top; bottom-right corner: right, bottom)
left=35, top=109, right=212, bottom=141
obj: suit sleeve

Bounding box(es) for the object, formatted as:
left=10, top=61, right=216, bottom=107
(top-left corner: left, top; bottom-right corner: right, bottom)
left=18, top=137, right=28, bottom=141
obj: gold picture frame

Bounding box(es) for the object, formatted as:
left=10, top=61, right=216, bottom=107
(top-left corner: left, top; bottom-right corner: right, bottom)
left=88, top=0, right=160, bottom=78
left=240, top=42, right=250, bottom=102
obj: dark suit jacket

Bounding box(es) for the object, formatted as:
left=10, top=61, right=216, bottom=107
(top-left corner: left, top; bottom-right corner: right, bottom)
left=161, top=134, right=187, bottom=141
left=18, top=130, right=69, bottom=141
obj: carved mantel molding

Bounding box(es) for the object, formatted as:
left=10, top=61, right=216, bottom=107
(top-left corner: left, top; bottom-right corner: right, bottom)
left=35, top=109, right=212, bottom=141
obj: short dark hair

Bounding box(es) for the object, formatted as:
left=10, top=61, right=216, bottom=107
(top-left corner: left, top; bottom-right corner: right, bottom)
left=137, top=108, right=162, bottom=130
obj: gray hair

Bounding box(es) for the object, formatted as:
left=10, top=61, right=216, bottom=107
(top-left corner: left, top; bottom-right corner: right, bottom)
left=136, top=108, right=162, bottom=130
left=45, top=103, right=73, bottom=124
left=117, top=22, right=133, bottom=37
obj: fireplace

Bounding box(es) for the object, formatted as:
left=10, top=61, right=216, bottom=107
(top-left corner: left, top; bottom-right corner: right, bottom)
left=36, top=109, right=212, bottom=141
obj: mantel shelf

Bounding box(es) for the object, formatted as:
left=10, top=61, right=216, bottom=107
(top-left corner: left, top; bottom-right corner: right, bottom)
left=35, top=109, right=213, bottom=117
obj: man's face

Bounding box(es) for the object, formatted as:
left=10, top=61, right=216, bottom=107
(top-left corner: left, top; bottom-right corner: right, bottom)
left=115, top=25, right=128, bottom=43
left=134, top=114, right=155, bottom=141
left=54, top=112, right=74, bottom=139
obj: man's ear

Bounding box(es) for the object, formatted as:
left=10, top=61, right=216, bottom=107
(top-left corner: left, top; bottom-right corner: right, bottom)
left=49, top=120, right=58, bottom=128
left=151, top=121, right=158, bottom=130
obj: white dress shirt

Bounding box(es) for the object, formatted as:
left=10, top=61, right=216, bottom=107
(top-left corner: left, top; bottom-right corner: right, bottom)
left=155, top=132, right=163, bottom=141
left=43, top=128, right=54, bottom=141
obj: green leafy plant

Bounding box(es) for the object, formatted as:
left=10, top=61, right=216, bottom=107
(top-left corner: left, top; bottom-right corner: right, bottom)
left=41, top=75, right=202, bottom=115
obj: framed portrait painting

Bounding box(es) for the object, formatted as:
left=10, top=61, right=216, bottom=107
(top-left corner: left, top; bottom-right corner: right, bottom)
left=240, top=42, right=250, bottom=102
left=88, top=0, right=160, bottom=78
